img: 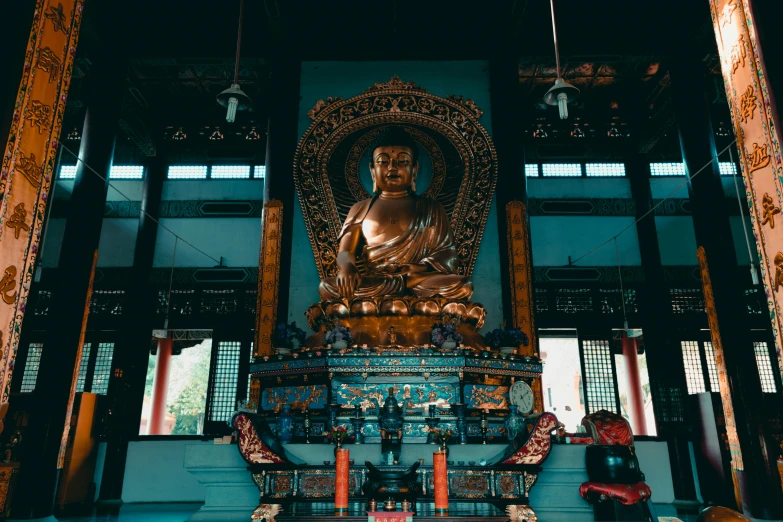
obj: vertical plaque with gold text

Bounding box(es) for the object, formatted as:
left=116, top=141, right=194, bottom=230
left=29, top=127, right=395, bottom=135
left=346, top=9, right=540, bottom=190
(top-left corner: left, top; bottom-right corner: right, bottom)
left=255, top=200, right=283, bottom=356
left=0, top=0, right=84, bottom=404
left=710, top=0, right=783, bottom=381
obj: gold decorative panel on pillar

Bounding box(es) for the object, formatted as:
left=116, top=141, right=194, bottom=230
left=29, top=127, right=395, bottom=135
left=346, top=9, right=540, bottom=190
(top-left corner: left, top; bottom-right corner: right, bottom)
left=698, top=246, right=743, bottom=509
left=255, top=200, right=284, bottom=356
left=710, top=0, right=783, bottom=378
left=0, top=0, right=84, bottom=405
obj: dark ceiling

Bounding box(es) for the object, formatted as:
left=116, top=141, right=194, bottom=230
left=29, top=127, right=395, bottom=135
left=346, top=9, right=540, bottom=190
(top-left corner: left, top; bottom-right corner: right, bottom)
left=37, top=0, right=727, bottom=162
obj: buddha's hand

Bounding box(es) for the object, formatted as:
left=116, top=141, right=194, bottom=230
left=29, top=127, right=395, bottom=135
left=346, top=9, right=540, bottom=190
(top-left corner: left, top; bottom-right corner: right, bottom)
left=336, top=263, right=361, bottom=300
left=399, top=263, right=428, bottom=273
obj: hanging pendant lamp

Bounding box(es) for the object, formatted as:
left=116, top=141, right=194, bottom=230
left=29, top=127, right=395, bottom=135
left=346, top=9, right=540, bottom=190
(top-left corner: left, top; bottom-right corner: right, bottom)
left=543, top=0, right=579, bottom=119
left=217, top=0, right=252, bottom=123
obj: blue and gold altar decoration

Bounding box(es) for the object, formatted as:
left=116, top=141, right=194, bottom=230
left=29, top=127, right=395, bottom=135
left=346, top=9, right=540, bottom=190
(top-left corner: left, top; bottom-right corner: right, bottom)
left=261, top=385, right=328, bottom=412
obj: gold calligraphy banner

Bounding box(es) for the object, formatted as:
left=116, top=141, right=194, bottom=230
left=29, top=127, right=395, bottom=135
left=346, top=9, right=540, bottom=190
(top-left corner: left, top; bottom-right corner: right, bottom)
left=698, top=247, right=743, bottom=508
left=0, top=0, right=84, bottom=405
left=255, top=200, right=283, bottom=356
left=506, top=201, right=543, bottom=413
left=710, top=0, right=783, bottom=379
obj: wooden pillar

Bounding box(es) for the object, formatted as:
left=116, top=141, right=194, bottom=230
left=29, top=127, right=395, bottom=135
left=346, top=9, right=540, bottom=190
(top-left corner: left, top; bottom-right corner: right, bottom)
left=620, top=337, right=647, bottom=436
left=626, top=152, right=697, bottom=501
left=263, top=57, right=301, bottom=325
left=147, top=338, right=173, bottom=435
left=98, top=153, right=166, bottom=500
left=671, top=51, right=783, bottom=517
left=8, top=51, right=126, bottom=518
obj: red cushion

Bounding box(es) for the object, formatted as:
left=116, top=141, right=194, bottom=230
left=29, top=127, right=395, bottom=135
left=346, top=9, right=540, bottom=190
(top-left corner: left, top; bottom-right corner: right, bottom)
left=579, top=481, right=652, bottom=505
left=233, top=413, right=286, bottom=465
left=502, top=412, right=557, bottom=465
left=581, top=410, right=634, bottom=446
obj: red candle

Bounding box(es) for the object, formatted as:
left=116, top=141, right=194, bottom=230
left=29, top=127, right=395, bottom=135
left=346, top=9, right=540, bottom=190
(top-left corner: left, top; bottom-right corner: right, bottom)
left=335, top=448, right=350, bottom=514
left=433, top=450, right=449, bottom=514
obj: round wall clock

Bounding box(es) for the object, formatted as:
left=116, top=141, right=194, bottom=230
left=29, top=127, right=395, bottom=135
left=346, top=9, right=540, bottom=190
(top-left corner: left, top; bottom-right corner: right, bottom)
left=509, top=381, right=534, bottom=415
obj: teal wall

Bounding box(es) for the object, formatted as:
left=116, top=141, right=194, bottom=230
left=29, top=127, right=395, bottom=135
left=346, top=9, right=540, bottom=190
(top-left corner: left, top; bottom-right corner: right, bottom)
left=289, top=61, right=504, bottom=331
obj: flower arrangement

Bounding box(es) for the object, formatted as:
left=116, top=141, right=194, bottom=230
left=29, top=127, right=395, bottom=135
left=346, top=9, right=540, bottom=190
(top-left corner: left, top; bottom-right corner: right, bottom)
left=483, top=326, right=529, bottom=350
left=430, top=316, right=463, bottom=347
left=271, top=321, right=307, bottom=349
left=324, top=324, right=353, bottom=346
left=430, top=427, right=453, bottom=446
left=326, top=425, right=354, bottom=445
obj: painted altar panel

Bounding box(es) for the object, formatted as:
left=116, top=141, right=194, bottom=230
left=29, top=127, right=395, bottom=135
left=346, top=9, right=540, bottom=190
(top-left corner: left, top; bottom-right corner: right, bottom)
left=288, top=61, right=501, bottom=330
left=261, top=384, right=328, bottom=411
left=463, top=385, right=509, bottom=409
left=331, top=381, right=458, bottom=410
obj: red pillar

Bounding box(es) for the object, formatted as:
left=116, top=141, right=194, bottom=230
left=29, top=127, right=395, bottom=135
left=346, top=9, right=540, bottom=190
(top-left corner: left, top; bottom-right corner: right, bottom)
left=621, top=337, right=648, bottom=436
left=147, top=338, right=173, bottom=435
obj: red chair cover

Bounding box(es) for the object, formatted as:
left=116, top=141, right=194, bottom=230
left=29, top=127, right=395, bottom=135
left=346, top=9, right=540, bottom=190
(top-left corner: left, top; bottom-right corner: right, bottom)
left=579, top=481, right=652, bottom=506
left=233, top=412, right=286, bottom=465
left=581, top=410, right=634, bottom=446
left=502, top=412, right=558, bottom=465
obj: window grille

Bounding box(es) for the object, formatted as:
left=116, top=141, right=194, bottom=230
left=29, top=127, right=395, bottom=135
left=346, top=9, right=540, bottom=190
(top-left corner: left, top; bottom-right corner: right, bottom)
left=75, top=344, right=91, bottom=393
left=719, top=162, right=738, bottom=176
left=59, top=165, right=77, bottom=179
left=754, top=342, right=777, bottom=393
left=586, top=163, right=626, bottom=177
left=254, top=166, right=266, bottom=179
left=542, top=163, right=582, bottom=177
left=92, top=342, right=114, bottom=394
left=681, top=341, right=706, bottom=394
left=90, top=290, right=125, bottom=316
left=211, top=165, right=251, bottom=179
left=670, top=288, right=706, bottom=314
left=650, top=163, right=685, bottom=176
left=208, top=341, right=242, bottom=422
left=167, top=165, right=208, bottom=179
left=200, top=289, right=238, bottom=315
left=33, top=290, right=52, bottom=316
left=109, top=165, right=144, bottom=179
left=744, top=288, right=764, bottom=315
left=555, top=288, right=593, bottom=313
left=582, top=339, right=618, bottom=414
left=534, top=288, right=549, bottom=313
left=20, top=343, right=44, bottom=393
left=247, top=343, right=254, bottom=402
left=525, top=164, right=539, bottom=177
left=703, top=342, right=720, bottom=392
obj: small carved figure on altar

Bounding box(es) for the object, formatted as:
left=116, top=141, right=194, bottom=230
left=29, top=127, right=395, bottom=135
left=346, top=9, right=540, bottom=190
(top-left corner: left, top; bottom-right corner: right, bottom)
left=318, top=127, right=473, bottom=302
left=387, top=326, right=398, bottom=347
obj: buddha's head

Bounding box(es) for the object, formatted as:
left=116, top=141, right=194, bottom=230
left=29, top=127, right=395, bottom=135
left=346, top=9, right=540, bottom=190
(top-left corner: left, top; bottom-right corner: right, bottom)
left=368, top=127, right=419, bottom=194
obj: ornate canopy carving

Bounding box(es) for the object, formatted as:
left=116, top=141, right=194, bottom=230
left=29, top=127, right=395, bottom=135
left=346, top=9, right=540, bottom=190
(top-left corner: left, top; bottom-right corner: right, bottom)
left=293, top=76, right=498, bottom=280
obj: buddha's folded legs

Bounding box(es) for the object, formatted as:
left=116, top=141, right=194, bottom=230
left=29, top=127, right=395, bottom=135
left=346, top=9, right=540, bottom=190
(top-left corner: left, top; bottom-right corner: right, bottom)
left=318, top=273, right=473, bottom=301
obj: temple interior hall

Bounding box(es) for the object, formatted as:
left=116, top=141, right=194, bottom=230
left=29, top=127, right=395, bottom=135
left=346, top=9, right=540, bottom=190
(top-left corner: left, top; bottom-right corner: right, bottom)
left=2, top=0, right=783, bottom=521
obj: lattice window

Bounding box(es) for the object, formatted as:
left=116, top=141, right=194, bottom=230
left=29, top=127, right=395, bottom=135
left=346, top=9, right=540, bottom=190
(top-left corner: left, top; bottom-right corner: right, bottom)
left=582, top=339, right=618, bottom=413
left=247, top=343, right=254, bottom=402
left=59, top=165, right=77, bottom=179
left=200, top=289, right=238, bottom=315
left=170, top=289, right=195, bottom=315
left=681, top=341, right=706, bottom=394
left=586, top=163, right=626, bottom=177
left=254, top=166, right=266, bottom=179
left=211, top=165, right=251, bottom=179
left=754, top=342, right=778, bottom=393
left=90, top=290, right=125, bottom=316
left=167, top=165, right=208, bottom=179
left=33, top=290, right=52, bottom=316
left=650, top=163, right=685, bottom=176
left=719, top=162, right=738, bottom=176
left=670, top=288, right=706, bottom=314
left=244, top=289, right=257, bottom=314
left=20, top=343, right=43, bottom=393
left=703, top=342, right=720, bottom=392
left=75, top=343, right=91, bottom=393
left=555, top=288, right=593, bottom=313
left=744, top=288, right=764, bottom=315
left=525, top=164, right=539, bottom=177
left=208, top=341, right=242, bottom=422
left=542, top=163, right=582, bottom=177
left=598, top=289, right=637, bottom=315
left=92, top=342, right=114, bottom=394
left=534, top=288, right=549, bottom=313
left=652, top=383, right=685, bottom=423
left=109, top=165, right=144, bottom=179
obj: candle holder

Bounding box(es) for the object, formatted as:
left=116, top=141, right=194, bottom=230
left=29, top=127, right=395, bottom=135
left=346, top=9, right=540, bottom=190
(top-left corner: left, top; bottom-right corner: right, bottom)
left=450, top=403, right=468, bottom=444
left=327, top=403, right=341, bottom=432
left=350, top=417, right=365, bottom=444
left=428, top=404, right=437, bottom=418
left=480, top=411, right=489, bottom=444
left=303, top=410, right=311, bottom=444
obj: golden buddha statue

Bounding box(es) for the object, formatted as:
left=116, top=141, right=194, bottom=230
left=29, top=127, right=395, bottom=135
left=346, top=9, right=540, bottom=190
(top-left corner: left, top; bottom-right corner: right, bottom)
left=318, top=127, right=473, bottom=302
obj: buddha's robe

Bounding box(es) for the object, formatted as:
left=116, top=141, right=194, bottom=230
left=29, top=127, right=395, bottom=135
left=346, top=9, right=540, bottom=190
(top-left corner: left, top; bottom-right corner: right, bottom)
left=319, top=195, right=473, bottom=301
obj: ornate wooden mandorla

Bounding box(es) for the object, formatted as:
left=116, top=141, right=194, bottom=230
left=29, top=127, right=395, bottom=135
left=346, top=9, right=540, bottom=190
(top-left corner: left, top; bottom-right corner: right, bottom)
left=295, top=78, right=497, bottom=350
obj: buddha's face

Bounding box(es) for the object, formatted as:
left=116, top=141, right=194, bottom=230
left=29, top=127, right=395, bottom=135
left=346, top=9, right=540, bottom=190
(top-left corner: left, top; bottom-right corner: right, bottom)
left=370, top=146, right=418, bottom=193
